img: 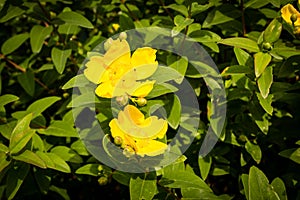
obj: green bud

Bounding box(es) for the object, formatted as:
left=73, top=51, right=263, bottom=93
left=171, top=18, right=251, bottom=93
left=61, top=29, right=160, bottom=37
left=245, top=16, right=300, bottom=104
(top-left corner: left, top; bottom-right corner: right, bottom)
left=97, top=165, right=103, bottom=172
left=119, top=32, right=127, bottom=41
left=239, top=135, right=248, bottom=142
left=62, top=92, right=69, bottom=98
left=135, top=97, right=147, bottom=107
left=114, top=136, right=123, bottom=146
left=291, top=14, right=298, bottom=23
left=104, top=38, right=113, bottom=51
left=262, top=42, right=273, bottom=51
left=98, top=176, right=108, bottom=186
left=116, top=95, right=128, bottom=106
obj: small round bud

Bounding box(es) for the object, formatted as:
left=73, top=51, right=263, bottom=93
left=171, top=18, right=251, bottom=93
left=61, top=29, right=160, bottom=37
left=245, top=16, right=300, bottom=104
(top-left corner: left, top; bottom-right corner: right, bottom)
left=119, top=32, right=127, bottom=41
left=116, top=95, right=129, bottom=106
left=262, top=42, right=273, bottom=51
left=97, top=165, right=103, bottom=172
left=291, top=14, right=298, bottom=23
left=135, top=97, right=147, bottom=107
left=63, top=92, right=69, bottom=98
left=98, top=176, right=108, bottom=186
left=114, top=136, right=123, bottom=146
left=104, top=38, right=113, bottom=51
left=123, top=146, right=135, bottom=157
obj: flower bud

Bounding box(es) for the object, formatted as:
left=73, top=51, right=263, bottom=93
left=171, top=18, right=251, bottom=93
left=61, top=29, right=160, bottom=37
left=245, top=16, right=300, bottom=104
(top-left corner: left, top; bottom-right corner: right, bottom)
left=114, top=136, right=123, bottom=146
left=123, top=146, right=135, bottom=157
left=119, top=32, right=127, bottom=41
left=116, top=95, right=128, bottom=106
left=98, top=176, right=108, bottom=186
left=291, top=14, right=298, bottom=23
left=262, top=42, right=273, bottom=51
left=104, top=38, right=113, bottom=51
left=135, top=97, right=147, bottom=107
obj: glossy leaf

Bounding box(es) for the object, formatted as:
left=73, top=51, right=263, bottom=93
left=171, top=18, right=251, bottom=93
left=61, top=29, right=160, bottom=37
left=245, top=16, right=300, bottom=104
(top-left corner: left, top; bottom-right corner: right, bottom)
left=198, top=156, right=212, bottom=180
left=219, top=37, right=260, bottom=52
left=245, top=141, right=262, bottom=164
left=51, top=146, right=83, bottom=163
left=254, top=52, right=272, bottom=78
left=256, top=93, right=273, bottom=115
left=279, top=148, right=300, bottom=164
left=36, top=151, right=71, bottom=173
left=271, top=178, right=288, bottom=200
left=0, top=94, right=19, bottom=107
left=1, top=33, right=29, bottom=55
left=257, top=66, right=273, bottom=99
left=57, top=11, right=93, bottom=29
left=13, top=150, right=46, bottom=169
left=166, top=94, right=181, bottom=129
left=75, top=164, right=101, bottom=176
left=130, top=173, right=157, bottom=200
left=51, top=47, right=72, bottom=74
left=38, top=120, right=78, bottom=138
left=30, top=25, right=53, bottom=53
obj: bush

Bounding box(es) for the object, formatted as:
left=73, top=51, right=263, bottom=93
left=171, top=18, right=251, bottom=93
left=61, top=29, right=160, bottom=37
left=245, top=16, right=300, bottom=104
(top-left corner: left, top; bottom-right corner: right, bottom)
left=0, top=0, right=300, bottom=199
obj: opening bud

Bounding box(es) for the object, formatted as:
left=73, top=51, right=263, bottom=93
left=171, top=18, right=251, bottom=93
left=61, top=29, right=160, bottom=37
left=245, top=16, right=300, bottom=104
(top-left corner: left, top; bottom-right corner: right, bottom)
left=104, top=38, right=113, bottom=51
left=114, top=136, right=123, bottom=146
left=119, top=32, right=127, bottom=40
left=116, top=95, right=129, bottom=106
left=134, top=97, right=147, bottom=107
left=262, top=42, right=273, bottom=51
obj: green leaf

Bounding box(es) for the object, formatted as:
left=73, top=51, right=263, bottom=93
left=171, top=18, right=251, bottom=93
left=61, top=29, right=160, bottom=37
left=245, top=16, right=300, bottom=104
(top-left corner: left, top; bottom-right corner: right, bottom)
left=256, top=93, right=273, bottom=115
left=198, top=156, right=212, bottom=180
left=218, top=37, right=260, bottom=52
left=71, top=140, right=89, bottom=156
left=0, top=143, right=8, bottom=153
left=245, top=141, right=262, bottom=164
left=57, top=11, right=93, bottom=29
left=234, top=47, right=254, bottom=67
left=58, top=24, right=79, bottom=35
left=167, top=56, right=188, bottom=82
left=12, top=96, right=61, bottom=119
left=202, top=5, right=241, bottom=28
left=249, top=101, right=269, bottom=134
left=119, top=13, right=135, bottom=30
left=51, top=146, right=83, bottom=163
left=161, top=170, right=212, bottom=191
left=222, top=65, right=252, bottom=75
left=263, top=18, right=282, bottom=43
left=266, top=0, right=280, bottom=7
left=166, top=94, right=181, bottom=129
left=254, top=52, right=272, bottom=78
left=51, top=47, right=72, bottom=74
left=75, top=164, right=101, bottom=176
left=38, top=120, right=78, bottom=138
left=241, top=174, right=249, bottom=200
left=6, top=163, right=29, bottom=200
left=0, top=5, right=25, bottom=23
left=172, top=15, right=194, bottom=37
left=36, top=151, right=71, bottom=173
left=0, top=94, right=19, bottom=107
left=130, top=173, right=157, bottom=200
left=30, top=25, right=53, bottom=53
left=1, top=33, right=29, bottom=55
left=62, top=74, right=89, bottom=90
left=279, top=148, right=300, bottom=164
left=13, top=150, right=46, bottom=169
left=34, top=169, right=51, bottom=195
left=17, top=70, right=35, bottom=96
left=9, top=113, right=33, bottom=154
left=150, top=66, right=183, bottom=84
left=257, top=66, right=273, bottom=99
left=147, top=83, right=178, bottom=99
left=271, top=178, right=288, bottom=200
left=0, top=152, right=11, bottom=173
left=165, top=4, right=188, bottom=17
left=112, top=171, right=131, bottom=186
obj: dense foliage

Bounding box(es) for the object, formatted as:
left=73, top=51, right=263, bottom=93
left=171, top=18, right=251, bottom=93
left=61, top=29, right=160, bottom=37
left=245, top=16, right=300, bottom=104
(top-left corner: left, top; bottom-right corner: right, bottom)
left=0, top=0, right=300, bottom=199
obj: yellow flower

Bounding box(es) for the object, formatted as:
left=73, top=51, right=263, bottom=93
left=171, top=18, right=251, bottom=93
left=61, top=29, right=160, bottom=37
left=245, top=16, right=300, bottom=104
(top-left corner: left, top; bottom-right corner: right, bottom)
left=109, top=105, right=168, bottom=157
left=112, top=23, right=120, bottom=31
left=281, top=4, right=300, bottom=26
left=84, top=39, right=158, bottom=98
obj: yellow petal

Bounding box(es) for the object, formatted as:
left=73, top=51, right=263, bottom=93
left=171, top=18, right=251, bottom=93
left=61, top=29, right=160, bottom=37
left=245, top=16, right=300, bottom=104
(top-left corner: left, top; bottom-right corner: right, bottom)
left=84, top=56, right=106, bottom=84
left=109, top=119, right=136, bottom=148
left=130, top=80, right=155, bottom=97
left=131, top=47, right=157, bottom=67
left=95, top=81, right=114, bottom=98
left=135, top=139, right=167, bottom=157
left=128, top=63, right=158, bottom=80
left=104, top=39, right=131, bottom=67
left=124, top=105, right=145, bottom=125
left=281, top=4, right=300, bottom=25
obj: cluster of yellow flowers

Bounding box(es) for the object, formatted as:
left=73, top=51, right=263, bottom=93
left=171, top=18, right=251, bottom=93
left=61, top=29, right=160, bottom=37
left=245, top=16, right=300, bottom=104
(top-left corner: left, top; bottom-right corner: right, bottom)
left=281, top=1, right=300, bottom=35
left=84, top=35, right=168, bottom=157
